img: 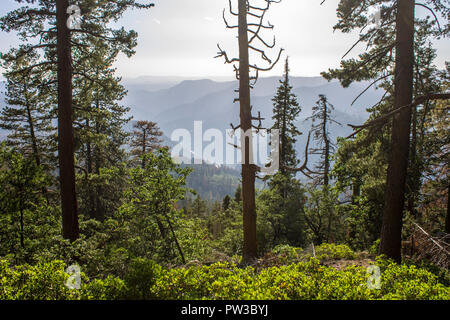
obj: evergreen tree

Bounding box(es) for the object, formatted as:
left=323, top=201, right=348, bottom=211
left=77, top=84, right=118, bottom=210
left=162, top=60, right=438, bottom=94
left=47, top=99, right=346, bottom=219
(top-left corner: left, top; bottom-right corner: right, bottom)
left=271, top=57, right=302, bottom=178
left=222, top=195, right=231, bottom=211
left=73, top=41, right=131, bottom=220
left=0, top=54, right=56, bottom=171
left=130, top=120, right=163, bottom=168
left=307, top=94, right=340, bottom=187
left=0, top=143, right=50, bottom=252
left=0, top=0, right=155, bottom=240
left=322, top=0, right=449, bottom=262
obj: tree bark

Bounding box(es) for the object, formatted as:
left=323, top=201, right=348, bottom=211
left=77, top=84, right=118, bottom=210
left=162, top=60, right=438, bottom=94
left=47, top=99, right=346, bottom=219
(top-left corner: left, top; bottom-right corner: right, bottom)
left=165, top=215, right=185, bottom=264
left=445, top=184, right=450, bottom=234
left=56, top=0, right=79, bottom=241
left=379, top=0, right=415, bottom=263
left=323, top=102, right=330, bottom=187
left=239, top=0, right=257, bottom=263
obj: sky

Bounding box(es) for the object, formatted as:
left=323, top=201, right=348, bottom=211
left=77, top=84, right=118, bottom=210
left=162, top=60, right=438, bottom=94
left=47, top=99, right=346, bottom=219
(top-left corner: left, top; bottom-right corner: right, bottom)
left=0, top=0, right=448, bottom=80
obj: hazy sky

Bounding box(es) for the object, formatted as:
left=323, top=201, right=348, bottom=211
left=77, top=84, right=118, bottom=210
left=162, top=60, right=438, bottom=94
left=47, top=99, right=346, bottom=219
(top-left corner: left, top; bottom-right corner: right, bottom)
left=0, top=0, right=448, bottom=79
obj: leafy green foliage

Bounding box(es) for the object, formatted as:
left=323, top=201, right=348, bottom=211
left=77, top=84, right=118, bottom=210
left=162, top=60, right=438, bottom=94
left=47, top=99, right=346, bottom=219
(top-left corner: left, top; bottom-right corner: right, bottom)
left=150, top=259, right=449, bottom=300
left=314, top=243, right=357, bottom=261
left=0, top=143, right=58, bottom=261
left=124, top=258, right=162, bottom=299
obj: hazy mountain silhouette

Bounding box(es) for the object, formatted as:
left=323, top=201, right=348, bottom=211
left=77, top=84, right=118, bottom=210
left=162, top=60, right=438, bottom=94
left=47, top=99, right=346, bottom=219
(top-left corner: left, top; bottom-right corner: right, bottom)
left=122, top=76, right=385, bottom=169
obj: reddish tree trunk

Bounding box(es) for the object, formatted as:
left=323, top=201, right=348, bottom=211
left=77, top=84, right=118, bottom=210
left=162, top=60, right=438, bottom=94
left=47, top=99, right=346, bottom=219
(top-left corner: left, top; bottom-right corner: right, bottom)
left=56, top=0, right=79, bottom=241
left=379, top=0, right=415, bottom=263
left=238, top=0, right=257, bottom=262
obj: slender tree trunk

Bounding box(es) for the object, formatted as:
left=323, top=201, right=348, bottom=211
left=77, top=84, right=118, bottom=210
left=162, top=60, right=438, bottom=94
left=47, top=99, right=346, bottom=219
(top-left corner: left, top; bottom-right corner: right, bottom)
left=238, top=0, right=257, bottom=263
left=155, top=216, right=167, bottom=239
left=24, top=87, right=41, bottom=167
left=379, top=0, right=415, bottom=263
left=445, top=184, right=450, bottom=234
left=165, top=215, right=185, bottom=264
left=56, top=0, right=79, bottom=241
left=19, top=207, right=24, bottom=249
left=24, top=82, right=50, bottom=204
left=323, top=104, right=329, bottom=187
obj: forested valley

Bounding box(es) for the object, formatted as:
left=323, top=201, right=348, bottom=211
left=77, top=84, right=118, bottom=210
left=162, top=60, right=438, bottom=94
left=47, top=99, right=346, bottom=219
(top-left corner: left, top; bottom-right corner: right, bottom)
left=0, top=0, right=449, bottom=301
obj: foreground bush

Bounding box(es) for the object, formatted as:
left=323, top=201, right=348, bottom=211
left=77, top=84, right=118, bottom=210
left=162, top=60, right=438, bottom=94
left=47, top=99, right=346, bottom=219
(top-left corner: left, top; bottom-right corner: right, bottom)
left=1, top=258, right=448, bottom=300
left=151, top=259, right=449, bottom=300
left=0, top=259, right=126, bottom=300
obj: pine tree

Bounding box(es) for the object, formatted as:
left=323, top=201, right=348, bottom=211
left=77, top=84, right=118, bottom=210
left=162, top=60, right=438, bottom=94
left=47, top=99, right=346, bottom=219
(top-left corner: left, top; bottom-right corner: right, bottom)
left=0, top=0, right=155, bottom=240
left=322, top=0, right=449, bottom=262
left=130, top=121, right=163, bottom=168
left=0, top=54, right=56, bottom=172
left=72, top=40, right=131, bottom=220
left=307, top=95, right=340, bottom=187
left=222, top=195, right=231, bottom=211
left=271, top=57, right=302, bottom=179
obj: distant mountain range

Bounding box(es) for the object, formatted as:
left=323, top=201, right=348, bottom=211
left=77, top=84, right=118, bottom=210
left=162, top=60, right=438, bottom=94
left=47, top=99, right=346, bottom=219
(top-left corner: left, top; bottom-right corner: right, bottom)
left=122, top=75, right=385, bottom=168
left=0, top=75, right=385, bottom=200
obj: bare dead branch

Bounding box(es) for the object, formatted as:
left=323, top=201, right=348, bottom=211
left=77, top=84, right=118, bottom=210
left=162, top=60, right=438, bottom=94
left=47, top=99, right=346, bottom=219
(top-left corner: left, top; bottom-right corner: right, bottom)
left=248, top=29, right=275, bottom=48
left=223, top=9, right=238, bottom=28
left=282, top=131, right=315, bottom=178
left=228, top=0, right=239, bottom=16
left=249, top=45, right=272, bottom=63
left=249, top=48, right=284, bottom=72
left=214, top=44, right=240, bottom=64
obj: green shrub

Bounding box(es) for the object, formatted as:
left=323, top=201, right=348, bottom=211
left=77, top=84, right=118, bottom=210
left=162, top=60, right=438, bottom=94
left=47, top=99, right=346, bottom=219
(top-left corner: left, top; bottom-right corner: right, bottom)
left=151, top=258, right=449, bottom=300
left=81, top=276, right=127, bottom=300
left=313, top=243, right=357, bottom=261
left=124, top=258, right=161, bottom=299
left=0, top=259, right=78, bottom=300
left=0, top=259, right=126, bottom=300
left=369, top=239, right=380, bottom=255
left=270, top=244, right=303, bottom=265
left=1, top=258, right=448, bottom=300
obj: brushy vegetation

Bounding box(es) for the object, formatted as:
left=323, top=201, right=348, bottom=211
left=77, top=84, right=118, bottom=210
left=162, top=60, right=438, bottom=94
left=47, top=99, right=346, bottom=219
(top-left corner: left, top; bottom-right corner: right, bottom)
left=1, top=244, right=448, bottom=300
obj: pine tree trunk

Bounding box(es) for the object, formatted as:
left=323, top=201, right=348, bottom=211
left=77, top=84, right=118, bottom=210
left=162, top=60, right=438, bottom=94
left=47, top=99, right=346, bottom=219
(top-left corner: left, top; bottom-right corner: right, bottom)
left=56, top=0, right=79, bottom=241
left=445, top=184, right=450, bottom=234
left=379, top=0, right=415, bottom=263
left=24, top=82, right=41, bottom=167
left=323, top=103, right=330, bottom=187
left=24, top=81, right=50, bottom=204
left=239, top=0, right=257, bottom=262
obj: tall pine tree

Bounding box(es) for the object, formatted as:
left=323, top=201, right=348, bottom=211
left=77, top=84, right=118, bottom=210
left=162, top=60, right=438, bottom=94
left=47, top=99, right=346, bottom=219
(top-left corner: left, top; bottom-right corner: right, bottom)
left=271, top=57, right=302, bottom=179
